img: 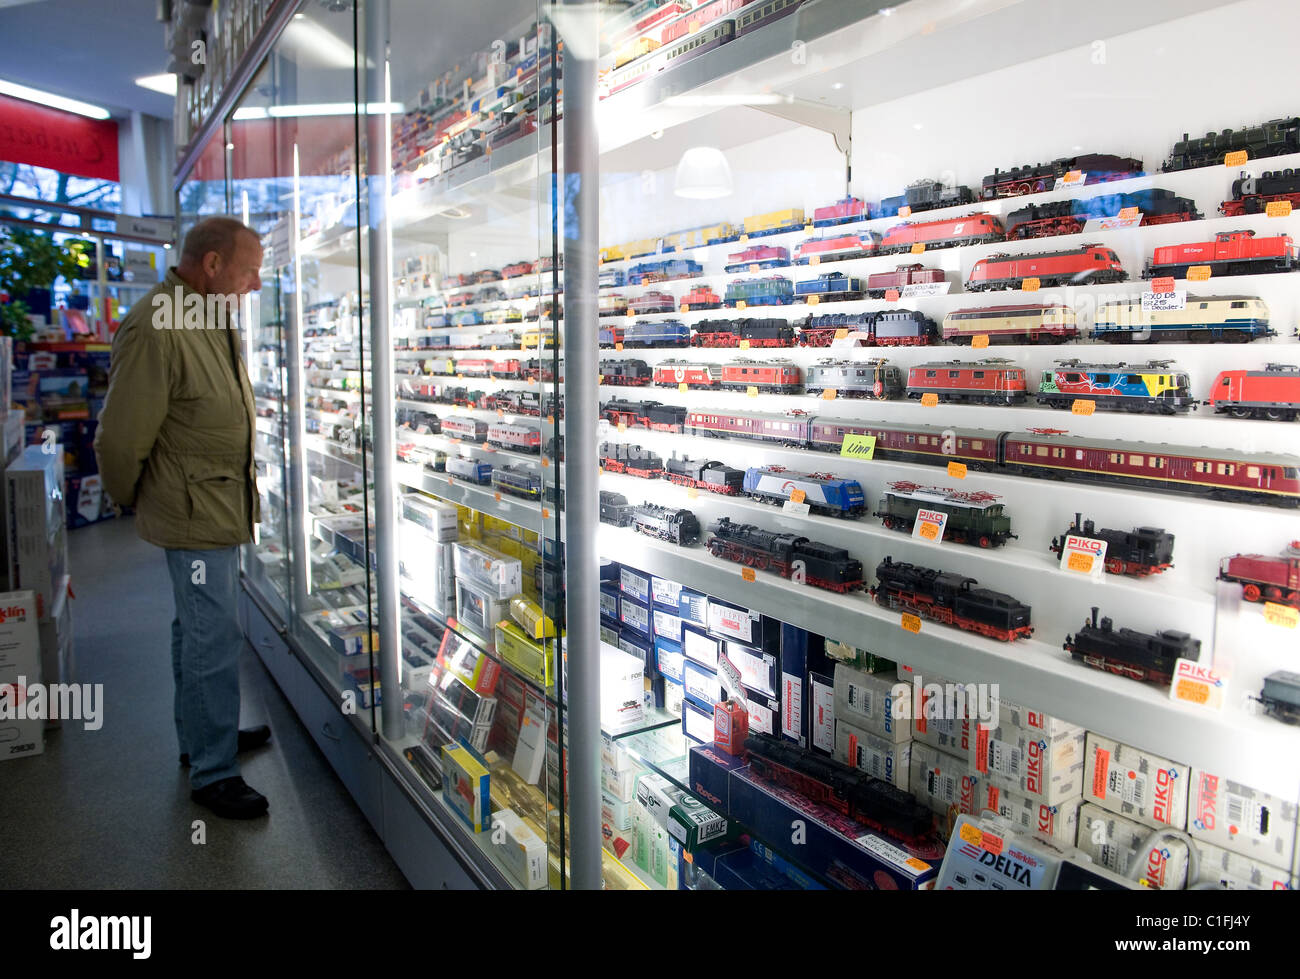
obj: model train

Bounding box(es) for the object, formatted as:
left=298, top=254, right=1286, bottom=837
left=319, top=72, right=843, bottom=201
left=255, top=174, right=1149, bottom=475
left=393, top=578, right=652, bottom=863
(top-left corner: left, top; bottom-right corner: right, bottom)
left=1064, top=607, right=1199, bottom=686
left=743, top=733, right=934, bottom=845
left=599, top=441, right=664, bottom=478
left=1258, top=671, right=1300, bottom=726
left=906, top=359, right=1029, bottom=405
left=865, top=264, right=947, bottom=298
left=805, top=358, right=905, bottom=400
left=599, top=490, right=631, bottom=526
left=1049, top=514, right=1175, bottom=577
left=724, top=276, right=795, bottom=307
left=800, top=309, right=938, bottom=348
left=692, top=317, right=797, bottom=348
left=1036, top=360, right=1196, bottom=414
left=622, top=320, right=691, bottom=348
left=942, top=304, right=1078, bottom=344
left=1143, top=230, right=1299, bottom=279
left=630, top=502, right=701, bottom=546
left=600, top=399, right=687, bottom=432
left=725, top=245, right=789, bottom=273
left=1221, top=169, right=1300, bottom=216
left=981, top=152, right=1143, bottom=199
left=872, top=556, right=1033, bottom=642
left=812, top=196, right=870, bottom=227
left=795, top=271, right=864, bottom=300
left=875, top=482, right=1015, bottom=547
left=664, top=455, right=743, bottom=494
left=491, top=465, right=541, bottom=500
left=1218, top=543, right=1300, bottom=607
left=1092, top=296, right=1274, bottom=344
left=880, top=212, right=1005, bottom=253
left=681, top=285, right=723, bottom=309
left=742, top=465, right=866, bottom=517
left=600, top=359, right=654, bottom=386
left=1206, top=364, right=1300, bottom=421
left=794, top=232, right=881, bottom=264
left=966, top=244, right=1127, bottom=291
left=707, top=517, right=864, bottom=593
left=1004, top=189, right=1201, bottom=240
left=1164, top=117, right=1300, bottom=172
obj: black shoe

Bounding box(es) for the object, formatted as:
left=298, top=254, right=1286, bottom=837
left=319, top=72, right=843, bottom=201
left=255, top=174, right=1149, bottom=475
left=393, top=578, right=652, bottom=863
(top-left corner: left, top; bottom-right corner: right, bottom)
left=179, top=725, right=272, bottom=767
left=191, top=776, right=269, bottom=819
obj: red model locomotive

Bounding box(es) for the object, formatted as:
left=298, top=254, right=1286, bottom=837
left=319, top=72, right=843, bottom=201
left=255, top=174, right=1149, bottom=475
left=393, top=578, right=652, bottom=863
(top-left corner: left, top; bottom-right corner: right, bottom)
left=1205, top=364, right=1300, bottom=421
left=906, top=359, right=1029, bottom=405
left=966, top=244, right=1127, bottom=291
left=718, top=359, right=802, bottom=394
left=653, top=360, right=720, bottom=388
left=1219, top=544, right=1300, bottom=607
left=793, top=232, right=879, bottom=264
left=1143, top=230, right=1300, bottom=279
left=880, top=213, right=1005, bottom=254
left=865, top=264, right=946, bottom=297
left=725, top=245, right=790, bottom=272
left=812, top=196, right=870, bottom=227
left=680, top=284, right=723, bottom=309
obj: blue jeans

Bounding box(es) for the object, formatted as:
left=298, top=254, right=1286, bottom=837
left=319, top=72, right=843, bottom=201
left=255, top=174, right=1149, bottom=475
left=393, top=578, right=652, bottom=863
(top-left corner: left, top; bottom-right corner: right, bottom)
left=165, top=546, right=243, bottom=790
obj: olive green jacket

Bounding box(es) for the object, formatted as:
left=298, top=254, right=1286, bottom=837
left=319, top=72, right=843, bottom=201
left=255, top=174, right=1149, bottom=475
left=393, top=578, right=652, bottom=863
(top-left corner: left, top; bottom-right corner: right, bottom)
left=93, top=268, right=260, bottom=550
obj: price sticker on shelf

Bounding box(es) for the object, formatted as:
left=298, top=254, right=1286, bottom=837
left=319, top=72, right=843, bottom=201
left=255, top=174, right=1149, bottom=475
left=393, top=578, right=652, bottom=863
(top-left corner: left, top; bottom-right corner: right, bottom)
left=1059, top=533, right=1106, bottom=579
left=821, top=388, right=838, bottom=400
left=738, top=339, right=750, bottom=349
left=1224, top=150, right=1249, bottom=167
left=737, top=301, right=748, bottom=310
left=913, top=507, right=948, bottom=544
left=1186, top=265, right=1212, bottom=281
left=686, top=487, right=699, bottom=499
left=911, top=242, right=926, bottom=254
left=617, top=421, right=627, bottom=433
left=750, top=263, right=760, bottom=273
left=689, top=18, right=701, bottom=32
left=840, top=434, right=876, bottom=460
left=741, top=567, right=756, bottom=582
left=1168, top=659, right=1227, bottom=711
left=834, top=328, right=850, bottom=340
left=676, top=244, right=683, bottom=253
left=790, top=489, right=806, bottom=504
left=497, top=408, right=505, bottom=419
left=747, top=385, right=759, bottom=398
left=739, top=234, right=749, bottom=245
left=809, top=255, right=821, bottom=266
left=541, top=456, right=549, bottom=468
left=946, top=461, right=967, bottom=479
left=529, top=376, right=537, bottom=384
left=494, top=492, right=503, bottom=502
left=807, top=295, right=820, bottom=305
left=900, top=613, right=922, bottom=634
left=971, top=334, right=990, bottom=348
left=1117, top=206, right=1140, bottom=221
left=680, top=303, right=691, bottom=313
left=898, top=206, right=912, bottom=218
left=885, top=288, right=901, bottom=302
left=804, top=223, right=815, bottom=233
left=1021, top=277, right=1041, bottom=293
left=1149, top=276, right=1177, bottom=294
left=920, top=392, right=939, bottom=407
left=1060, top=169, right=1085, bottom=186
left=1264, top=602, right=1299, bottom=629
left=678, top=382, right=689, bottom=393
left=1071, top=399, right=1096, bottom=416
left=547, top=414, right=554, bottom=425
left=615, top=342, right=624, bottom=351
left=1266, top=200, right=1293, bottom=218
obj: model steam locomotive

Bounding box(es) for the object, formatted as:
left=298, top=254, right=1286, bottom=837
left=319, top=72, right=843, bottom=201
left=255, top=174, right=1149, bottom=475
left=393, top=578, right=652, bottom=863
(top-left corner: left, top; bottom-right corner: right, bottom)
left=707, top=518, right=864, bottom=593
left=630, top=503, right=701, bottom=546
left=980, top=152, right=1143, bottom=199
left=1063, top=607, right=1199, bottom=686
left=1050, top=514, right=1175, bottom=577
left=1164, top=117, right=1300, bottom=172
left=665, top=455, right=743, bottom=494
left=872, top=556, right=1033, bottom=642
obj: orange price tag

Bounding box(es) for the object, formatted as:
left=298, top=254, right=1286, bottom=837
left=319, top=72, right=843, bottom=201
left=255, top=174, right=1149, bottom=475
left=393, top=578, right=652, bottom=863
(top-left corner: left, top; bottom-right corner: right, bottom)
left=885, top=288, right=901, bottom=301
left=1224, top=150, right=1249, bottom=167
left=900, top=613, right=922, bottom=634
left=547, top=414, right=554, bottom=425
left=542, top=508, right=550, bottom=519
left=617, top=421, right=627, bottom=432
left=920, top=392, right=939, bottom=407
left=807, top=295, right=820, bottom=305
left=615, top=342, right=623, bottom=351
left=1021, top=277, right=1041, bottom=292
left=981, top=832, right=1004, bottom=857
left=688, top=19, right=700, bottom=32
left=738, top=339, right=750, bottom=350
left=834, top=328, right=849, bottom=340
left=746, top=386, right=759, bottom=398
left=1117, top=206, right=1140, bottom=220
left=1067, top=552, right=1094, bottom=574
left=809, top=255, right=821, bottom=266
left=911, top=242, right=925, bottom=254
left=821, top=388, right=837, bottom=400
left=750, top=264, right=760, bottom=273
left=947, top=461, right=967, bottom=479
left=739, top=234, right=749, bottom=244
left=1072, top=399, right=1096, bottom=416
left=678, top=382, right=689, bottom=393
left=675, top=244, right=683, bottom=253
left=529, top=376, right=537, bottom=385
left=971, top=334, right=990, bottom=349
left=919, top=521, right=940, bottom=541
left=497, top=409, right=504, bottom=418
left=737, top=301, right=747, bottom=310
left=1061, top=169, right=1084, bottom=185
left=790, top=489, right=806, bottom=504
left=541, top=457, right=549, bottom=468
left=491, top=345, right=498, bottom=351
left=494, top=492, right=502, bottom=501
left=741, top=568, right=756, bottom=582
left=680, top=304, right=691, bottom=313
left=1266, top=200, right=1293, bottom=218
left=1150, top=276, right=1176, bottom=293
left=959, top=822, right=982, bottom=846
left=1174, top=678, right=1210, bottom=704
left=686, top=487, right=699, bottom=499
left=1264, top=602, right=1299, bottom=629
left=1187, top=265, right=1212, bottom=281
left=458, top=373, right=465, bottom=379
left=898, top=206, right=912, bottom=218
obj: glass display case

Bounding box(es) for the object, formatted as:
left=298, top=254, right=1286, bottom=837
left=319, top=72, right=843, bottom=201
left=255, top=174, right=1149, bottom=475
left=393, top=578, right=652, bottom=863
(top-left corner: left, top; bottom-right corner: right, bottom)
left=197, top=0, right=1299, bottom=891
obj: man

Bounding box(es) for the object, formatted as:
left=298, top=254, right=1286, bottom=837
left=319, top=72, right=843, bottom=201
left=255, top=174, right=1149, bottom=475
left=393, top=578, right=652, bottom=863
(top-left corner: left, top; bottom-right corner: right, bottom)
left=94, top=216, right=271, bottom=819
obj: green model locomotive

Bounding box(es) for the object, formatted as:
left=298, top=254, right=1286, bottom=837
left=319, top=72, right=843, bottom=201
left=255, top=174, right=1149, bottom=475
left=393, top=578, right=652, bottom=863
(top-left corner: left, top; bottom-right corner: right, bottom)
left=873, top=481, right=1016, bottom=548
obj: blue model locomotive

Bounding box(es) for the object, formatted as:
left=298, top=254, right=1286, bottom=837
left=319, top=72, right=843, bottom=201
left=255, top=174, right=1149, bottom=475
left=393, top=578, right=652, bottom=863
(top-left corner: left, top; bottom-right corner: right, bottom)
left=742, top=466, right=866, bottom=517
left=622, top=320, right=691, bottom=348
left=445, top=456, right=494, bottom=485
left=794, top=271, right=865, bottom=300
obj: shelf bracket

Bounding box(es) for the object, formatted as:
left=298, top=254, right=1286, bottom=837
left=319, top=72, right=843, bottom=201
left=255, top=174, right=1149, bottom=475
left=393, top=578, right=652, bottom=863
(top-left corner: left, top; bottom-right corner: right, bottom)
left=752, top=98, right=851, bottom=155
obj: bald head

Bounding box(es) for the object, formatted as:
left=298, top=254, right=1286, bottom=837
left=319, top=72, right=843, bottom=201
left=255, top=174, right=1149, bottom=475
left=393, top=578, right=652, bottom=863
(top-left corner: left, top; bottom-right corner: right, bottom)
left=176, top=217, right=263, bottom=299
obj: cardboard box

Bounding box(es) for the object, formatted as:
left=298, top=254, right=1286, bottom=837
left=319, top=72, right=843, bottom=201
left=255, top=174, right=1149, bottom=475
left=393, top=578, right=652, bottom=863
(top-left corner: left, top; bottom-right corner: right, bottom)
left=1187, top=769, right=1296, bottom=872
left=971, top=720, right=1085, bottom=807
left=619, top=566, right=650, bottom=604
left=599, top=584, right=619, bottom=624
left=1083, top=734, right=1189, bottom=831
left=682, top=696, right=714, bottom=745
left=599, top=641, right=644, bottom=732
left=654, top=637, right=685, bottom=683
left=38, top=573, right=71, bottom=693
left=0, top=590, right=43, bottom=759
left=491, top=809, right=546, bottom=889
left=453, top=541, right=522, bottom=600
left=681, top=624, right=720, bottom=670
left=833, top=664, right=909, bottom=743
left=650, top=575, right=681, bottom=610
left=835, top=719, right=911, bottom=790
left=400, top=493, right=459, bottom=541
left=618, top=593, right=651, bottom=638
left=708, top=598, right=779, bottom=653
left=910, top=742, right=979, bottom=816
left=6, top=445, right=67, bottom=618
left=651, top=607, right=682, bottom=644
left=1077, top=803, right=1189, bottom=889
left=743, top=687, right=779, bottom=737
left=981, top=784, right=1079, bottom=847
left=440, top=741, right=491, bottom=831
left=809, top=670, right=834, bottom=754
left=1191, top=838, right=1293, bottom=890
left=634, top=772, right=729, bottom=851
left=455, top=578, right=507, bottom=646
left=683, top=657, right=720, bottom=710
left=677, top=587, right=708, bottom=627
left=724, top=641, right=776, bottom=697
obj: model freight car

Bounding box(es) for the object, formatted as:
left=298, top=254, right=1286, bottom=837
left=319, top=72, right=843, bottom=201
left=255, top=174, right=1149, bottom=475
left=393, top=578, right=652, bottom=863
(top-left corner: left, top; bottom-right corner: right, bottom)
left=707, top=518, right=864, bottom=593
left=872, top=556, right=1033, bottom=641
left=742, top=466, right=866, bottom=517
left=1205, top=364, right=1300, bottom=421
left=742, top=207, right=804, bottom=237
left=906, top=360, right=1029, bottom=405
left=966, top=244, right=1127, bottom=291
left=942, top=304, right=1079, bottom=344
left=880, top=213, right=1005, bottom=253
left=805, top=358, right=904, bottom=399
left=630, top=503, right=701, bottom=546
left=1036, top=360, right=1195, bottom=414
left=1219, top=543, right=1300, bottom=607
left=1064, top=607, right=1198, bottom=686
left=1258, top=671, right=1300, bottom=726
left=1164, top=117, right=1300, bottom=172
left=664, top=456, right=743, bottom=494
left=1143, top=230, right=1299, bottom=279
left=981, top=152, right=1143, bottom=199
left=1049, top=514, right=1174, bottom=577
left=874, top=482, right=1015, bottom=547
left=1091, top=296, right=1273, bottom=343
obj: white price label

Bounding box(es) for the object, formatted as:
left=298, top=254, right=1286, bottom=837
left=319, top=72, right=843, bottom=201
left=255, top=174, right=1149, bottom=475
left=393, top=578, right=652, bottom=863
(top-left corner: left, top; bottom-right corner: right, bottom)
left=1141, top=290, right=1187, bottom=312
left=900, top=280, right=952, bottom=298
left=1060, top=534, right=1107, bottom=579
left=1169, top=659, right=1227, bottom=711
left=781, top=499, right=811, bottom=516
left=912, top=507, right=948, bottom=544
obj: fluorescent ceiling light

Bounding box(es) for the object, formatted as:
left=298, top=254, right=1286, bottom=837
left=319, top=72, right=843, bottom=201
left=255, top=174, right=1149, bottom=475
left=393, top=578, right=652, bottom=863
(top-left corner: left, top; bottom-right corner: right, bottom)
left=0, top=79, right=110, bottom=119
left=135, top=73, right=178, bottom=96
left=674, top=146, right=733, bottom=200
left=282, top=19, right=359, bottom=69
left=664, top=93, right=792, bottom=107
left=232, top=102, right=403, bottom=120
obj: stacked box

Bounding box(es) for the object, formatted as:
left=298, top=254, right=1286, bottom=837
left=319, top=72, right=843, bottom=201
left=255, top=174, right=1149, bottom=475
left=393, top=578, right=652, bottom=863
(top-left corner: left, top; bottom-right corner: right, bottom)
left=835, top=719, right=911, bottom=790
left=910, top=742, right=980, bottom=816
left=6, top=445, right=67, bottom=619
left=723, top=641, right=776, bottom=698
left=651, top=606, right=682, bottom=644
left=1191, top=838, right=1293, bottom=890
left=599, top=641, right=644, bottom=731
left=491, top=809, right=546, bottom=889
left=1187, top=769, right=1296, bottom=872
left=971, top=707, right=1086, bottom=807
left=618, top=592, right=651, bottom=638
left=681, top=625, right=720, bottom=670
left=453, top=541, right=521, bottom=600
left=0, top=591, right=43, bottom=759
left=832, top=664, right=909, bottom=743
left=677, top=587, right=708, bottom=628
left=1076, top=803, right=1190, bottom=889
left=980, top=784, right=1080, bottom=847
left=650, top=575, right=682, bottom=610
left=455, top=578, right=508, bottom=646
left=618, top=565, right=650, bottom=605
left=440, top=741, right=491, bottom=832
left=683, top=657, right=721, bottom=710
left=510, top=702, right=546, bottom=784
left=1083, top=734, right=1189, bottom=830
left=599, top=584, right=619, bottom=625
left=809, top=670, right=834, bottom=754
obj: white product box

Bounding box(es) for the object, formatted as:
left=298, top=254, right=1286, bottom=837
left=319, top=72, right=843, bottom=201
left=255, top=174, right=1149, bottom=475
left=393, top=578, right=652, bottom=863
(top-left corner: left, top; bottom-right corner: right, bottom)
left=602, top=788, right=634, bottom=832
left=599, top=642, right=644, bottom=731
left=835, top=719, right=911, bottom=790
left=1076, top=803, right=1189, bottom=890
left=1187, top=769, right=1296, bottom=872
left=400, top=493, right=458, bottom=541
left=971, top=721, right=1086, bottom=807
left=810, top=672, right=834, bottom=754
left=663, top=678, right=684, bottom=717
left=453, top=541, right=522, bottom=601
left=400, top=534, right=456, bottom=615
left=681, top=625, right=720, bottom=670
left=619, top=566, right=650, bottom=604
left=981, top=784, right=1080, bottom=847
left=1192, top=838, right=1293, bottom=890
left=683, top=658, right=720, bottom=708
left=832, top=665, right=909, bottom=743
left=511, top=704, right=546, bottom=785
left=1083, top=734, right=1189, bottom=831
left=706, top=599, right=760, bottom=645
left=6, top=446, right=67, bottom=619
left=650, top=575, right=681, bottom=609
left=910, top=742, right=979, bottom=816
left=651, top=608, right=682, bottom=643
left=724, top=641, right=777, bottom=697
left=491, top=809, right=547, bottom=890
left=0, top=590, right=43, bottom=759
left=997, top=699, right=1086, bottom=741
left=455, top=579, right=508, bottom=646
left=601, top=752, right=636, bottom=802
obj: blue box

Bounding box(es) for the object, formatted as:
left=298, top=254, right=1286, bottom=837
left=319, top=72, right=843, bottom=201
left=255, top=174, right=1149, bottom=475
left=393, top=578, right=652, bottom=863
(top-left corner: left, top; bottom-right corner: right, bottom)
left=687, top=743, right=748, bottom=813
left=678, top=588, right=708, bottom=627
left=618, top=592, right=652, bottom=638
left=617, top=627, right=654, bottom=681
left=651, top=607, right=682, bottom=644
left=683, top=657, right=721, bottom=711
left=713, top=849, right=819, bottom=890
left=600, top=560, right=619, bottom=583
left=747, top=838, right=828, bottom=890
left=682, top=625, right=720, bottom=670
left=599, top=584, right=619, bottom=625
left=619, top=565, right=650, bottom=604
left=651, top=575, right=683, bottom=610
left=654, top=637, right=685, bottom=683
left=600, top=622, right=620, bottom=647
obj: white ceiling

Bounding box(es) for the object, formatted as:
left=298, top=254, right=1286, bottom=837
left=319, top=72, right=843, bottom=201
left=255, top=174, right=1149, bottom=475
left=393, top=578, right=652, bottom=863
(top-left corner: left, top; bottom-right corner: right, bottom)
left=0, top=0, right=173, bottom=119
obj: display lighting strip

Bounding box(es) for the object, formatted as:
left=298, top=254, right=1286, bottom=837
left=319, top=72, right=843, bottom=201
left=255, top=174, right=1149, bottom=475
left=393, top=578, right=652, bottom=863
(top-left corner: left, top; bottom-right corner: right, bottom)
left=381, top=58, right=403, bottom=691
left=292, top=142, right=312, bottom=593
left=242, top=188, right=259, bottom=547
left=231, top=102, right=404, bottom=120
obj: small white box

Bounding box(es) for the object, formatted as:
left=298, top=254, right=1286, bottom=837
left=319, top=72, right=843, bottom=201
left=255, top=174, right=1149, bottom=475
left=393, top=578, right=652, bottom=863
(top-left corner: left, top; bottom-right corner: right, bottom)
left=970, top=721, right=1086, bottom=807
left=909, top=742, right=979, bottom=816
left=599, top=642, right=644, bottom=731
left=602, top=789, right=634, bottom=832
left=1076, top=803, right=1189, bottom=889
left=835, top=719, right=911, bottom=790
left=1083, top=734, right=1189, bottom=831
left=832, top=665, right=909, bottom=743
left=981, top=784, right=1079, bottom=846
left=0, top=590, right=44, bottom=760
left=1192, top=838, right=1293, bottom=890
left=491, top=809, right=547, bottom=890
left=1187, top=769, right=1296, bottom=872
left=400, top=493, right=459, bottom=541
left=453, top=542, right=522, bottom=601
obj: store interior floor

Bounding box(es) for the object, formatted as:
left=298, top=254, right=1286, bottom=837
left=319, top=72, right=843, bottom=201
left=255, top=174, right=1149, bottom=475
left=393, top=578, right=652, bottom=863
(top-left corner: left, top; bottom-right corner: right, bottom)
left=0, top=516, right=409, bottom=889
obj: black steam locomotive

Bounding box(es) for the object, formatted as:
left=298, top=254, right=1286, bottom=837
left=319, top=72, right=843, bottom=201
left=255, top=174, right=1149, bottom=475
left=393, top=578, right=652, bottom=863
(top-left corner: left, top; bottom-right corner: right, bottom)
left=1164, top=117, right=1300, bottom=172
left=692, top=317, right=798, bottom=348
left=600, top=399, right=688, bottom=433
left=1221, top=169, right=1300, bottom=216
left=1064, top=607, right=1200, bottom=686
left=706, top=517, right=864, bottom=593
left=872, top=557, right=1033, bottom=641
left=1006, top=189, right=1202, bottom=239
left=629, top=503, right=701, bottom=546
left=744, top=733, right=934, bottom=845
left=600, top=359, right=653, bottom=386
left=599, top=441, right=664, bottom=478
left=1259, top=670, right=1300, bottom=726
left=1049, top=513, right=1175, bottom=577
left=599, top=490, right=631, bottom=526
left=981, top=153, right=1144, bottom=199
left=665, top=455, right=744, bottom=494
left=902, top=178, right=977, bottom=212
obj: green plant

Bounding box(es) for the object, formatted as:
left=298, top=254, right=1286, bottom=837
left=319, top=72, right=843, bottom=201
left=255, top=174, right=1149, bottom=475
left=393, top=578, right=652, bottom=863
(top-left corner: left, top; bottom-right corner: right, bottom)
left=0, top=223, right=89, bottom=339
